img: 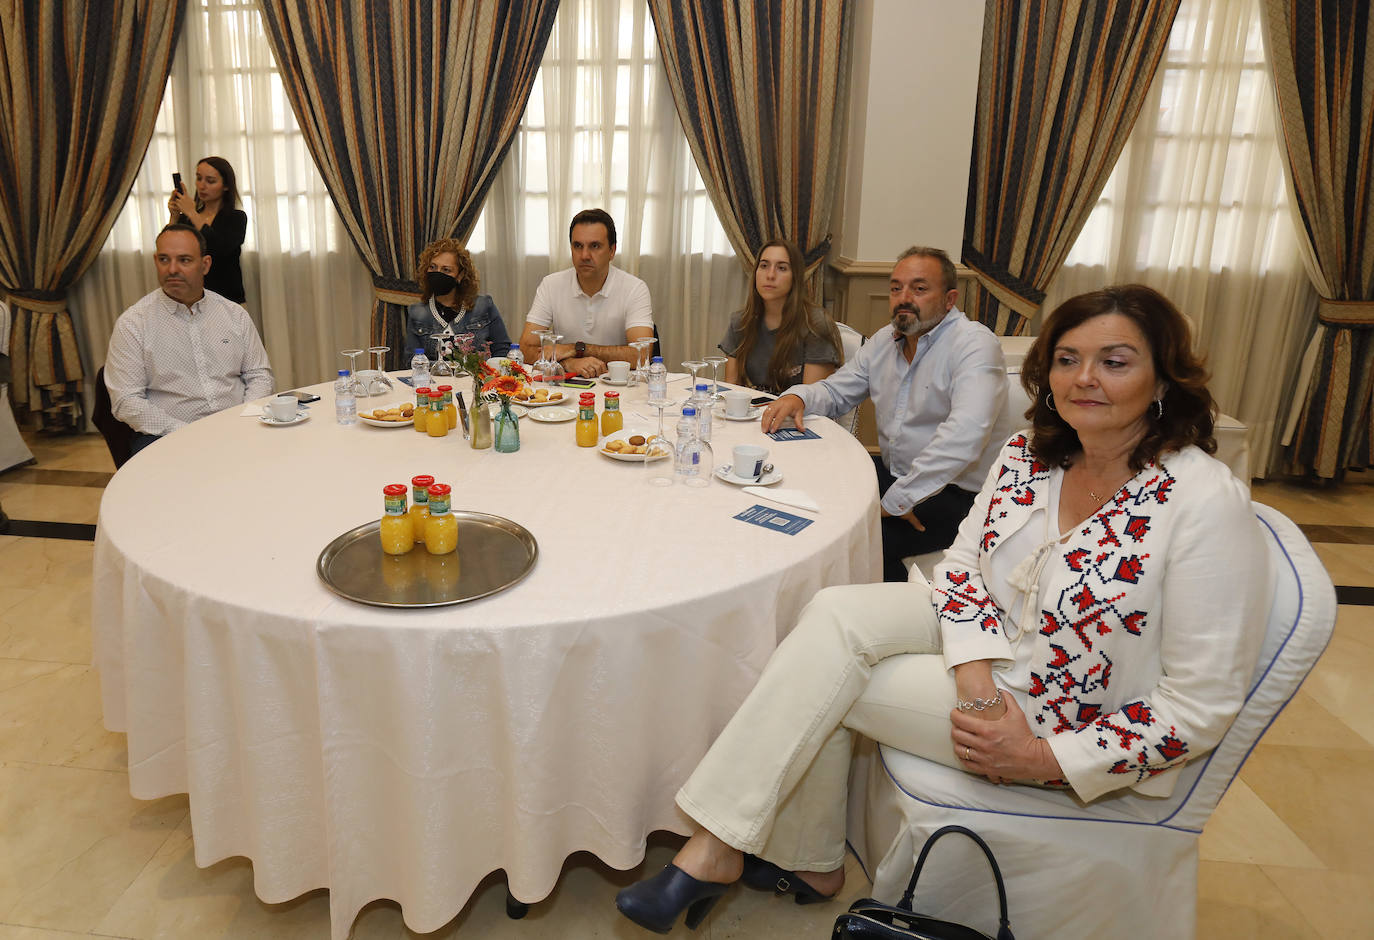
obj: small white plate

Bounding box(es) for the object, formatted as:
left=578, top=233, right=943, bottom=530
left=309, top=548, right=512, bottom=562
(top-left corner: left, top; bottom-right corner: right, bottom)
left=529, top=406, right=577, bottom=423
left=260, top=410, right=311, bottom=427
left=487, top=402, right=529, bottom=420
left=357, top=403, right=416, bottom=427
left=599, top=374, right=636, bottom=387
left=717, top=406, right=764, bottom=422
left=599, top=428, right=669, bottom=462
left=714, top=464, right=782, bottom=486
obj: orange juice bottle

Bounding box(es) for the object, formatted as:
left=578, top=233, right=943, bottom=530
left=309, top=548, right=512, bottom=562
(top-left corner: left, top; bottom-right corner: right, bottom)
left=426, top=390, right=448, bottom=437
left=575, top=392, right=598, bottom=447
left=408, top=474, right=434, bottom=541
left=413, top=387, right=431, bottom=432
left=601, top=391, right=624, bottom=436
left=424, top=483, right=458, bottom=555
left=379, top=484, right=414, bottom=555
left=438, top=384, right=457, bottom=429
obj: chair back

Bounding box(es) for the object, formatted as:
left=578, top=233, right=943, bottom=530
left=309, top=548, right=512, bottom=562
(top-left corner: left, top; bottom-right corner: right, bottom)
left=834, top=321, right=865, bottom=435
left=93, top=366, right=134, bottom=469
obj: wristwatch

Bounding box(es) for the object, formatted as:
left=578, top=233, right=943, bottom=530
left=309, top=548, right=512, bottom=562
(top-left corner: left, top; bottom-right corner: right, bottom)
left=575, top=341, right=587, bottom=359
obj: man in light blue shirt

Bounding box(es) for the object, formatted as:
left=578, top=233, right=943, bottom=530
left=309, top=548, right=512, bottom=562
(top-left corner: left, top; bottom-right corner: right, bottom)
left=762, top=247, right=1008, bottom=581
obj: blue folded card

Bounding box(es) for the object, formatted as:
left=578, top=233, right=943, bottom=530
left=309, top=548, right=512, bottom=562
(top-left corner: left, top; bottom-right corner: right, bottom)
left=766, top=427, right=821, bottom=442
left=734, top=504, right=814, bottom=536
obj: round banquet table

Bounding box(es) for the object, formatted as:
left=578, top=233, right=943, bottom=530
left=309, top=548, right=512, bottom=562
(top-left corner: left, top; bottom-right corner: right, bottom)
left=92, top=373, right=881, bottom=939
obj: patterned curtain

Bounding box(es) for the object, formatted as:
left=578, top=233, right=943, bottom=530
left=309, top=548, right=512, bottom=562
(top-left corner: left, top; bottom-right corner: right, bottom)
left=257, top=1, right=559, bottom=367
left=1265, top=1, right=1374, bottom=479
left=647, top=1, right=854, bottom=288
left=962, top=0, right=1179, bottom=335
left=0, top=0, right=185, bottom=430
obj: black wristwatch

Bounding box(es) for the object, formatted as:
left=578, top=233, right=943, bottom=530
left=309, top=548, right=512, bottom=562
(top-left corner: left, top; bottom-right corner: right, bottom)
left=575, top=341, right=587, bottom=359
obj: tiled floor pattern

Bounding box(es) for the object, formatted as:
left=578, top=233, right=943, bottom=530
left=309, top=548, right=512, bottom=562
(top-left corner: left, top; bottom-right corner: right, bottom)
left=1, top=432, right=1370, bottom=938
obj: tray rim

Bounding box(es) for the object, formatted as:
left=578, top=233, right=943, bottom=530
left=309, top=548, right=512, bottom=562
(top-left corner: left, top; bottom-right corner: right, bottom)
left=316, top=510, right=538, bottom=608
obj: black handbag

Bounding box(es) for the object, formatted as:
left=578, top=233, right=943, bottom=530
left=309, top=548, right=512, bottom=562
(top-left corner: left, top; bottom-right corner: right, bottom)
left=831, top=825, right=1014, bottom=940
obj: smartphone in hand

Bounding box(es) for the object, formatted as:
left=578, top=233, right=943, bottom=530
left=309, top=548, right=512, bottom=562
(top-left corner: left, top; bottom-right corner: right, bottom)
left=172, top=172, right=184, bottom=194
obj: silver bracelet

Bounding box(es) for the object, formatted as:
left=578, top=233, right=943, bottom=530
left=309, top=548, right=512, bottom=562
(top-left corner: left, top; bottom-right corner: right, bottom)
left=956, top=689, right=1003, bottom=713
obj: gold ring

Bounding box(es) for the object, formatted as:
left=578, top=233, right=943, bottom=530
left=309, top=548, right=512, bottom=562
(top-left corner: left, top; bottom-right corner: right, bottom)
left=964, top=746, right=972, bottom=761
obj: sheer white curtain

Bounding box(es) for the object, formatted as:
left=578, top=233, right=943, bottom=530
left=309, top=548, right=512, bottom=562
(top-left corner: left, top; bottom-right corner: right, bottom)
left=467, top=0, right=744, bottom=366
left=71, top=0, right=372, bottom=392
left=1041, top=0, right=1316, bottom=476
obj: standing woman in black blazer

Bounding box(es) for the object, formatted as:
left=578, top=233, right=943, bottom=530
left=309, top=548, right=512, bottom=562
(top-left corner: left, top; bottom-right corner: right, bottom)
left=167, top=156, right=248, bottom=303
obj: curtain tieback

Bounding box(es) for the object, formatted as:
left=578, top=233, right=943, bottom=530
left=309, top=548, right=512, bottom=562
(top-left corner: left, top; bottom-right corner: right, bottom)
left=959, top=246, right=1043, bottom=324
left=371, top=275, right=422, bottom=308
left=1316, top=297, right=1374, bottom=327
left=5, top=290, right=69, bottom=315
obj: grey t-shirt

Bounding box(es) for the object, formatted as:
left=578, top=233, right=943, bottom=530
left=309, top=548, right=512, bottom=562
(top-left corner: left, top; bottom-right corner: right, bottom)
left=718, top=310, right=841, bottom=393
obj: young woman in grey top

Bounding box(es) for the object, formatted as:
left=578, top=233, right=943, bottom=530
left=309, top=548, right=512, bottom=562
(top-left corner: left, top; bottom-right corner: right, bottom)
left=719, top=239, right=841, bottom=393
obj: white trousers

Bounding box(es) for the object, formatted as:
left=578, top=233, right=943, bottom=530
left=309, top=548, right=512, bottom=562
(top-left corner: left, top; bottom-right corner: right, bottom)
left=676, top=581, right=965, bottom=872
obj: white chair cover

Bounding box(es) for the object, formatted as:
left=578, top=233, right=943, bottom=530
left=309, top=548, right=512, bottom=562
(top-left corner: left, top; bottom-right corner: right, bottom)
left=834, top=321, right=865, bottom=436
left=850, top=503, right=1336, bottom=939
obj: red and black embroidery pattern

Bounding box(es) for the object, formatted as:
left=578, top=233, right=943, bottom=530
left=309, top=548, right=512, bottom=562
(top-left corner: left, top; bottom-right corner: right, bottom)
left=1027, top=462, right=1191, bottom=784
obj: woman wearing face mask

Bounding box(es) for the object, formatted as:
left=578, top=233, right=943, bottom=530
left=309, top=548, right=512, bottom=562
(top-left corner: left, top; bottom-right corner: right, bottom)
left=404, top=239, right=511, bottom=361
left=167, top=156, right=248, bottom=303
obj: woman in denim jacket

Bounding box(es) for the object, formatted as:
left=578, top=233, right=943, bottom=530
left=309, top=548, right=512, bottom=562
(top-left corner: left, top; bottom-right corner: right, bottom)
left=404, top=239, right=512, bottom=360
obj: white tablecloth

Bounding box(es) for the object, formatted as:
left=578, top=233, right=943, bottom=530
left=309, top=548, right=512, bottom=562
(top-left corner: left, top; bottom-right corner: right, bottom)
left=92, top=375, right=881, bottom=938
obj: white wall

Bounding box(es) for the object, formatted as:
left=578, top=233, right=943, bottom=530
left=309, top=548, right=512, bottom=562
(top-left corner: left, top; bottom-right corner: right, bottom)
left=836, top=0, right=985, bottom=265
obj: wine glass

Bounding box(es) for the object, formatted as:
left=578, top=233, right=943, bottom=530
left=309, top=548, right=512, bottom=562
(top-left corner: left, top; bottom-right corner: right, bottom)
left=431, top=334, right=454, bottom=378
left=704, top=355, right=728, bottom=398
left=367, top=346, right=393, bottom=394
left=340, top=348, right=368, bottom=395
left=539, top=331, right=563, bottom=384
left=630, top=338, right=654, bottom=383
left=644, top=400, right=674, bottom=487
left=682, top=359, right=706, bottom=395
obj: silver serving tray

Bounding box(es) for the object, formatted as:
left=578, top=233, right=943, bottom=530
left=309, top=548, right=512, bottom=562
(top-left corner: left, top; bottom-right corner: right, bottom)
left=317, top=511, right=538, bottom=608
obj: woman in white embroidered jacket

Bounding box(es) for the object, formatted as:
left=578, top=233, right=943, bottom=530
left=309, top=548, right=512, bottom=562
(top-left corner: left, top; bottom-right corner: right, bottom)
left=615, top=285, right=1269, bottom=935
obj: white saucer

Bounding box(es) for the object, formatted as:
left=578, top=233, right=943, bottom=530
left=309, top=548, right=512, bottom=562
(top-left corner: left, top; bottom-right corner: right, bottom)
left=717, top=406, right=763, bottom=422
left=259, top=410, right=311, bottom=427
left=486, top=402, right=530, bottom=420
left=714, top=464, right=782, bottom=486
left=528, top=406, right=577, bottom=423
left=599, top=375, right=636, bottom=387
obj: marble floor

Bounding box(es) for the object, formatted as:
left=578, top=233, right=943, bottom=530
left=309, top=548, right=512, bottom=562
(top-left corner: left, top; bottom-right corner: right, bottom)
left=0, top=430, right=1369, bottom=939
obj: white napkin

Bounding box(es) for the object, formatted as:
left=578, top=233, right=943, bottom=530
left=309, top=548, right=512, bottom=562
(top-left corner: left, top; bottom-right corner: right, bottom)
left=743, top=486, right=819, bottom=513
left=241, top=403, right=266, bottom=416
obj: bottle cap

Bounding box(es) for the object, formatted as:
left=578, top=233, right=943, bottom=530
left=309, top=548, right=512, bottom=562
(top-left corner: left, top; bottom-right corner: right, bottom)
left=411, top=474, right=435, bottom=487
left=696, top=383, right=709, bottom=391
left=427, top=483, right=451, bottom=497
left=437, top=384, right=453, bottom=392
left=383, top=484, right=407, bottom=497
left=416, top=387, right=432, bottom=395
left=338, top=369, right=349, bottom=377
left=415, top=348, right=425, bottom=355
left=429, top=390, right=443, bottom=399
left=652, top=356, right=663, bottom=363
left=605, top=391, right=620, bottom=400
left=682, top=405, right=697, bottom=416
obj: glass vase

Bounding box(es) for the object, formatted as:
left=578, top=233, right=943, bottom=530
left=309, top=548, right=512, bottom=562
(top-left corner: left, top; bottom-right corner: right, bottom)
left=493, top=397, right=520, bottom=453
left=469, top=383, right=492, bottom=450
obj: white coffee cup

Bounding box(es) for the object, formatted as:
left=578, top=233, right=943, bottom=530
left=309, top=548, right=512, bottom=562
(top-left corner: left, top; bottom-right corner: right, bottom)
left=732, top=444, right=768, bottom=481
left=607, top=360, right=631, bottom=383
left=724, top=389, right=752, bottom=418
left=265, top=394, right=298, bottom=421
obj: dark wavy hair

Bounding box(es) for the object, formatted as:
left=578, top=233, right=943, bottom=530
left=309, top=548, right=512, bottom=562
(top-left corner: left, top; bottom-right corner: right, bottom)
left=732, top=238, right=842, bottom=392
left=197, top=157, right=238, bottom=210
left=1021, top=284, right=1216, bottom=471
left=414, top=238, right=480, bottom=308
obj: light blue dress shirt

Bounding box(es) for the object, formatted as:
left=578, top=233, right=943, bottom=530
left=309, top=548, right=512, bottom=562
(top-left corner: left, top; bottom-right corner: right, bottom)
left=786, top=309, right=1008, bottom=516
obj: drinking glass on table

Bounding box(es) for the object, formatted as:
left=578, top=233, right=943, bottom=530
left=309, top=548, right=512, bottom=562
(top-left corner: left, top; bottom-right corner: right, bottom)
left=682, top=359, right=706, bottom=393
left=645, top=400, right=674, bottom=487
left=704, top=355, right=728, bottom=398
left=538, top=331, right=564, bottom=384
left=367, top=346, right=393, bottom=394
left=630, top=338, right=655, bottom=383
left=340, top=349, right=368, bottom=395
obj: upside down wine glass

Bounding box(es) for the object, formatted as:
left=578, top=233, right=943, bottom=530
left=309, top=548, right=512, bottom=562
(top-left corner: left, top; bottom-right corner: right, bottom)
left=630, top=338, right=655, bottom=383
left=367, top=346, right=393, bottom=394
left=644, top=400, right=674, bottom=486
left=340, top=348, right=368, bottom=395
left=704, top=355, right=728, bottom=398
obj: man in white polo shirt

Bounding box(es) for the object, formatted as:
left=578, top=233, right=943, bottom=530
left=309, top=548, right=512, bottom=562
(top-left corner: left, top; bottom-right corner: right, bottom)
left=517, top=208, right=655, bottom=377
left=104, top=223, right=273, bottom=456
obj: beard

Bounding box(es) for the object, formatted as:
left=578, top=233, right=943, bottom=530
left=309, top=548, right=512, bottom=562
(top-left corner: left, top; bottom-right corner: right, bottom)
left=891, top=304, right=941, bottom=338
